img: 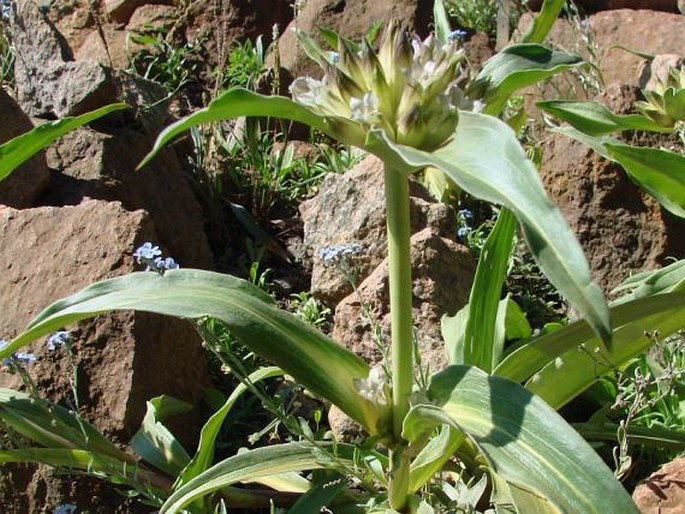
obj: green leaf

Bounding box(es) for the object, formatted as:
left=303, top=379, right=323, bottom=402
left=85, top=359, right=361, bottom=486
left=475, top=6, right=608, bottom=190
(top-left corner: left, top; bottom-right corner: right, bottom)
left=433, top=0, right=452, bottom=44
left=407, top=425, right=464, bottom=493
left=369, top=112, right=611, bottom=347
left=521, top=0, right=565, bottom=44
left=494, top=291, right=685, bottom=385
left=612, top=259, right=685, bottom=304
left=288, top=479, right=347, bottom=514
left=0, top=103, right=127, bottom=181
left=160, top=442, right=354, bottom=514
left=3, top=270, right=380, bottom=435
left=130, top=395, right=192, bottom=476
left=423, top=365, right=638, bottom=513
left=0, top=388, right=134, bottom=464
left=178, top=366, right=284, bottom=486
left=139, top=89, right=335, bottom=169
left=538, top=100, right=671, bottom=136
left=477, top=45, right=583, bottom=114
left=504, top=299, right=532, bottom=341
left=573, top=422, right=685, bottom=451
left=462, top=208, right=517, bottom=371
left=605, top=143, right=685, bottom=218
left=526, top=295, right=685, bottom=409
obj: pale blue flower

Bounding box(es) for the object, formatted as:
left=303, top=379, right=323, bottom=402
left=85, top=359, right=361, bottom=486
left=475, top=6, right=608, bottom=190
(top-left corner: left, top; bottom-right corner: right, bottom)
left=1, top=0, right=9, bottom=21
left=318, top=243, right=363, bottom=263
left=448, top=29, right=468, bottom=41
left=133, top=242, right=162, bottom=263
left=458, top=209, right=473, bottom=220
left=457, top=226, right=471, bottom=239
left=54, top=504, right=77, bottom=514
left=47, top=331, right=72, bottom=351
left=153, top=256, right=179, bottom=271
left=14, top=352, right=36, bottom=365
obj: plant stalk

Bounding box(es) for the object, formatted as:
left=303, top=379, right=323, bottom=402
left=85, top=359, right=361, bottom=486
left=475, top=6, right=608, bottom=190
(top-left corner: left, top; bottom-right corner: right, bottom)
left=384, top=165, right=414, bottom=511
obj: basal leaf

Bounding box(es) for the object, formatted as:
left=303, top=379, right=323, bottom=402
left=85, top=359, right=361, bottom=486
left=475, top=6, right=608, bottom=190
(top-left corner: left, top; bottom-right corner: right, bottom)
left=2, top=270, right=380, bottom=434
left=161, top=442, right=354, bottom=513
left=494, top=291, right=685, bottom=385
left=605, top=143, right=685, bottom=218
left=423, top=365, right=637, bottom=513
left=369, top=112, right=611, bottom=346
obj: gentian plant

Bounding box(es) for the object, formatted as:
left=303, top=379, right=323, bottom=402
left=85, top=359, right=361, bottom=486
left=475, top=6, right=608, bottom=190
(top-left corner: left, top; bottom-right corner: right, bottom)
left=2, top=1, right=684, bottom=512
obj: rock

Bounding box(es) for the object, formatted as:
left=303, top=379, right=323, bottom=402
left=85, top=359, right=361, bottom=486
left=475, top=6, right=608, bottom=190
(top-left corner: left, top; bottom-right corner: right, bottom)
left=0, top=200, right=211, bottom=439
left=46, top=0, right=95, bottom=55
left=516, top=10, right=685, bottom=89
left=527, top=0, right=678, bottom=11
left=633, top=456, right=685, bottom=513
left=106, top=0, right=174, bottom=25
left=300, top=155, right=456, bottom=306
left=75, top=25, right=131, bottom=69
left=464, top=32, right=495, bottom=71
left=277, top=0, right=433, bottom=81
left=126, top=3, right=176, bottom=33
left=0, top=89, right=51, bottom=208
left=332, top=228, right=474, bottom=372
left=538, top=85, right=685, bottom=293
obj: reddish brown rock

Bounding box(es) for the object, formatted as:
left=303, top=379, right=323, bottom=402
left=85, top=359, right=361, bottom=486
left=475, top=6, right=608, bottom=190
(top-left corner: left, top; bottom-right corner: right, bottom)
left=516, top=10, right=685, bottom=90
left=633, top=456, right=685, bottom=513
left=75, top=25, right=131, bottom=69
left=527, top=0, right=678, bottom=12
left=106, top=0, right=174, bottom=25
left=538, top=85, right=685, bottom=293
left=0, top=200, right=210, bottom=438
left=0, top=89, right=50, bottom=208
left=332, top=228, right=474, bottom=372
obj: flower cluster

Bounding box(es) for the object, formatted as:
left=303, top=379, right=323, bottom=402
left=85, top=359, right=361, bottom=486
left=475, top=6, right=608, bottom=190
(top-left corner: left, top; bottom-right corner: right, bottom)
left=354, top=366, right=391, bottom=406
left=47, top=331, right=72, bottom=351
left=317, top=243, right=363, bottom=265
left=290, top=21, right=470, bottom=151
left=0, top=339, right=36, bottom=368
left=133, top=242, right=179, bottom=274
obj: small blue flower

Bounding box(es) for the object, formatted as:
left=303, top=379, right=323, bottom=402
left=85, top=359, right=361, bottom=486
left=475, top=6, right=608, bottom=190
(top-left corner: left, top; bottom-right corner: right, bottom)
left=154, top=256, right=179, bottom=271
left=54, top=504, right=78, bottom=514
left=457, top=226, right=471, bottom=239
left=1, top=0, right=9, bottom=21
left=14, top=352, right=36, bottom=365
left=133, top=242, right=162, bottom=263
left=328, top=51, right=340, bottom=64
left=318, top=243, right=363, bottom=264
left=457, top=209, right=473, bottom=220
left=47, top=331, right=72, bottom=351
left=448, top=29, right=468, bottom=41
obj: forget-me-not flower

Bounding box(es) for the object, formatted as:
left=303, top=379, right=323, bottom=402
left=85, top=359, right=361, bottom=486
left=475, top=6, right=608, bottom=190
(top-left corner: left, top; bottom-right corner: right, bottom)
left=47, top=331, right=72, bottom=351
left=54, top=504, right=78, bottom=514
left=133, top=242, right=179, bottom=274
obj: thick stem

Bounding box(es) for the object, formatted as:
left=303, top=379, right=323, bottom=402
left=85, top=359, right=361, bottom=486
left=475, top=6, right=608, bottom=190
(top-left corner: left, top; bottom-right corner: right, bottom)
left=384, top=166, right=414, bottom=511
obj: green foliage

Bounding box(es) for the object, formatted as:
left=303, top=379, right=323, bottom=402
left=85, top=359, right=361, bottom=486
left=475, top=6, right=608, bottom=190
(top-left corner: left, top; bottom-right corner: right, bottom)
left=222, top=36, right=267, bottom=90
left=0, top=20, right=14, bottom=87
left=444, top=0, right=499, bottom=35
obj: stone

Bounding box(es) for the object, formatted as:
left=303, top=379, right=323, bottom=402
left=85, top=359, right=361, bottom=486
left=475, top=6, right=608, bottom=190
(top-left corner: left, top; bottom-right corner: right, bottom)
left=0, top=200, right=211, bottom=439
left=332, top=228, right=475, bottom=372
left=126, top=4, right=176, bottom=34
left=538, top=84, right=685, bottom=293
left=106, top=0, right=174, bottom=25
left=516, top=10, right=685, bottom=89
left=277, top=0, right=433, bottom=81
left=300, top=155, right=456, bottom=306
left=0, top=89, right=50, bottom=208
left=527, top=0, right=678, bottom=11
left=75, top=25, right=131, bottom=69
left=633, top=456, right=685, bottom=513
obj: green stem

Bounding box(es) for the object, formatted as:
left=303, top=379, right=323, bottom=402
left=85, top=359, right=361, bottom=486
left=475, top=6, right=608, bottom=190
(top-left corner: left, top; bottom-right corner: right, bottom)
left=384, top=165, right=414, bottom=511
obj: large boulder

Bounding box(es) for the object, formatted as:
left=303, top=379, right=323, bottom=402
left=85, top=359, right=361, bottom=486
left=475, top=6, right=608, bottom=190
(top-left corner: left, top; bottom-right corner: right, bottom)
left=300, top=155, right=456, bottom=306
left=538, top=85, right=685, bottom=293
left=0, top=200, right=211, bottom=438
left=277, top=0, right=433, bottom=81
left=527, top=0, right=679, bottom=11
left=332, top=228, right=475, bottom=372
left=633, top=456, right=685, bottom=513
left=0, top=89, right=50, bottom=208
left=516, top=9, right=685, bottom=90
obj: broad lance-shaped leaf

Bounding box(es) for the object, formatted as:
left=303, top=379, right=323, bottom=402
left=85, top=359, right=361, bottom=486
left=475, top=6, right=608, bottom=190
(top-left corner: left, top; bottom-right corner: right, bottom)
left=410, top=365, right=638, bottom=513
left=494, top=291, right=685, bottom=385
left=476, top=45, right=583, bottom=114
left=526, top=293, right=685, bottom=409
left=0, top=103, right=127, bottom=181
left=538, top=100, right=671, bottom=136
left=611, top=259, right=685, bottom=305
left=605, top=143, right=685, bottom=218
left=2, top=269, right=380, bottom=435
left=367, top=112, right=611, bottom=345
left=161, top=442, right=355, bottom=514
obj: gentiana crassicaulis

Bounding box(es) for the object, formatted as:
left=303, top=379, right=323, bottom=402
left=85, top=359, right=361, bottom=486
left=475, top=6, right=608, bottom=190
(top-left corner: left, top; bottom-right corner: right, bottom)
left=291, top=22, right=474, bottom=510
